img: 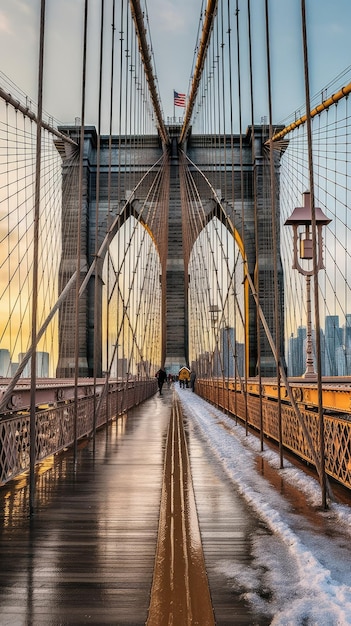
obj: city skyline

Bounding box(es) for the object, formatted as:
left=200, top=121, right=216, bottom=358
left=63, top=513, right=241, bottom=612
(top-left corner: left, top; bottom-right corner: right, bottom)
left=3, top=311, right=351, bottom=379
left=288, top=313, right=351, bottom=377
left=0, top=349, right=49, bottom=378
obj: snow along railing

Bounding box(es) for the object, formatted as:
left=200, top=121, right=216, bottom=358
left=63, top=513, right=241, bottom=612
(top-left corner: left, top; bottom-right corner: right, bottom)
left=197, top=377, right=351, bottom=493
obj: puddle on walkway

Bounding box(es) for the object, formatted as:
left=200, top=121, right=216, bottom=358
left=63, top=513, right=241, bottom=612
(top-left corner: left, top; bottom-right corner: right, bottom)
left=254, top=451, right=351, bottom=548
left=255, top=455, right=327, bottom=527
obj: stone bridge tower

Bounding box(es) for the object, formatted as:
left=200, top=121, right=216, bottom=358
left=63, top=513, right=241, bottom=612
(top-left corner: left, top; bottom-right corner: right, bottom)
left=56, top=125, right=283, bottom=378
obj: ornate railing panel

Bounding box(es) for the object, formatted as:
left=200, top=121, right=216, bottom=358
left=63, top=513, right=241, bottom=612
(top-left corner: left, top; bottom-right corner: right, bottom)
left=197, top=379, right=351, bottom=490
left=0, top=380, right=157, bottom=485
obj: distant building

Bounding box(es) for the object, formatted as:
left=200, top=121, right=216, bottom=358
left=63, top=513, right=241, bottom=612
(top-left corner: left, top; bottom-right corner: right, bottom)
left=18, top=352, right=49, bottom=377
left=212, top=326, right=244, bottom=378
left=288, top=333, right=299, bottom=376
left=116, top=358, right=128, bottom=379
left=336, top=345, right=346, bottom=376
left=288, top=326, right=328, bottom=377
left=344, top=314, right=351, bottom=375
left=11, top=362, right=19, bottom=376
left=288, top=326, right=306, bottom=376
left=136, top=359, right=151, bottom=378
left=0, top=349, right=11, bottom=377
left=324, top=316, right=342, bottom=376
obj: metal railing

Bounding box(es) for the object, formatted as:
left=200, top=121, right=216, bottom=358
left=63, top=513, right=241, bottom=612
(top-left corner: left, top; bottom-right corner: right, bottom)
left=197, top=378, right=351, bottom=491
left=0, top=379, right=157, bottom=485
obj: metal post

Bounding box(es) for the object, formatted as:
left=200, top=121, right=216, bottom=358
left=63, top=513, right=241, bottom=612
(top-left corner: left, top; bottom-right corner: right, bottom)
left=304, top=274, right=316, bottom=379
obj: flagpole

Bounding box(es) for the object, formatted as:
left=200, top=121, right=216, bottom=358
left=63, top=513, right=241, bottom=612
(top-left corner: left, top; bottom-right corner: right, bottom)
left=173, top=90, right=175, bottom=121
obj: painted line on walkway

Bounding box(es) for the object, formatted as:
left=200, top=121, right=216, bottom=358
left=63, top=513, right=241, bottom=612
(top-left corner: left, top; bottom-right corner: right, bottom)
left=146, top=391, right=215, bottom=625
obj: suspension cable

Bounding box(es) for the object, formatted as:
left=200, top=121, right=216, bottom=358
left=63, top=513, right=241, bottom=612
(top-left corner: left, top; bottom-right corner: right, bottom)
left=179, top=0, right=218, bottom=145
left=93, top=0, right=105, bottom=436
left=271, top=82, right=351, bottom=143
left=129, top=0, right=168, bottom=145
left=264, top=0, right=283, bottom=464
left=73, top=0, right=89, bottom=463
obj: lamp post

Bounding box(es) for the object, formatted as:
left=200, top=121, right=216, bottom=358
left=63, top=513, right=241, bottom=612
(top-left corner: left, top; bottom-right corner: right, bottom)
left=285, top=191, right=331, bottom=380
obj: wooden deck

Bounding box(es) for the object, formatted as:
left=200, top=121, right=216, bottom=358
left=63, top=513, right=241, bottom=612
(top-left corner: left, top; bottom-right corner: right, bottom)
left=0, top=387, right=271, bottom=625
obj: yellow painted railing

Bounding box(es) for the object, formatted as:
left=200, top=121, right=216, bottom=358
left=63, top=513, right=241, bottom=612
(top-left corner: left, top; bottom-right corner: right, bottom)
left=197, top=378, right=351, bottom=491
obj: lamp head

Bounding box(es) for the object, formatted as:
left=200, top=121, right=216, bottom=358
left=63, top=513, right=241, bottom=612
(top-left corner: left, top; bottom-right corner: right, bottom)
left=285, top=191, right=331, bottom=226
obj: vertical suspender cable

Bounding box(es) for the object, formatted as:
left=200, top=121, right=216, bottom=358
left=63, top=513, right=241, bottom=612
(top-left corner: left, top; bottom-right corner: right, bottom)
left=300, top=0, right=328, bottom=508
left=105, top=0, right=116, bottom=421
left=29, top=0, right=46, bottom=516
left=235, top=0, right=248, bottom=434
left=5, top=105, right=11, bottom=363
left=127, top=15, right=134, bottom=392
left=122, top=5, right=129, bottom=407
left=227, top=0, right=238, bottom=421
left=247, top=0, right=264, bottom=451
left=220, top=0, right=229, bottom=413
left=180, top=0, right=218, bottom=145
left=129, top=0, right=168, bottom=145
left=116, top=0, right=125, bottom=406
left=215, top=5, right=221, bottom=408
left=264, top=0, right=283, bottom=465
left=93, top=0, right=105, bottom=440
left=74, top=0, right=89, bottom=465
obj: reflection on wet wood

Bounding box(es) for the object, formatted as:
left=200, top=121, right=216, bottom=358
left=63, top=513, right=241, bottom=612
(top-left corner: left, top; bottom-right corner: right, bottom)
left=147, top=392, right=215, bottom=626
left=0, top=403, right=169, bottom=625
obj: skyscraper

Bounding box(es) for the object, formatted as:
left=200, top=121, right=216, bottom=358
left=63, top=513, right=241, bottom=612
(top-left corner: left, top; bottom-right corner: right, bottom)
left=344, top=314, right=351, bottom=375
left=0, top=349, right=11, bottom=377
left=324, top=316, right=342, bottom=376
left=288, top=326, right=306, bottom=376
left=18, top=352, right=50, bottom=377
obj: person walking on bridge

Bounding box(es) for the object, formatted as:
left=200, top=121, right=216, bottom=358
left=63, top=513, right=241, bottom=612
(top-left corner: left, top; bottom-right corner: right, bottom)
left=156, top=368, right=167, bottom=395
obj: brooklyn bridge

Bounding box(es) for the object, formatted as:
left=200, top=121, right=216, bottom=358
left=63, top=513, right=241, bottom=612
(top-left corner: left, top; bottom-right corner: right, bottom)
left=1, top=0, right=351, bottom=623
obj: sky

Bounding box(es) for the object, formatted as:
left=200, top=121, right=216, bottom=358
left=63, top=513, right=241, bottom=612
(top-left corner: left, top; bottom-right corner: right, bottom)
left=0, top=0, right=351, bottom=129
left=179, top=388, right=351, bottom=625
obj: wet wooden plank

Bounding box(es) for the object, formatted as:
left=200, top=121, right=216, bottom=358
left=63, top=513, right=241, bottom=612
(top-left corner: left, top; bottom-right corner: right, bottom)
left=0, top=395, right=171, bottom=625
left=0, top=388, right=274, bottom=625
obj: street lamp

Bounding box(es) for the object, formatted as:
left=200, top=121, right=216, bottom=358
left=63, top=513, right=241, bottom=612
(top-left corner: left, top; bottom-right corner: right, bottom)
left=285, top=191, right=331, bottom=380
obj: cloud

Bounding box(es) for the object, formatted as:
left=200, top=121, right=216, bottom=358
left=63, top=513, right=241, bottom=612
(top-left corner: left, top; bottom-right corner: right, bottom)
left=0, top=11, right=12, bottom=34
left=152, top=2, right=186, bottom=32
left=147, top=0, right=198, bottom=34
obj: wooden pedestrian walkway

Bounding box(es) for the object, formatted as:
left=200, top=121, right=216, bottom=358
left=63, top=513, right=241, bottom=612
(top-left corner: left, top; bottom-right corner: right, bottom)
left=0, top=387, right=270, bottom=625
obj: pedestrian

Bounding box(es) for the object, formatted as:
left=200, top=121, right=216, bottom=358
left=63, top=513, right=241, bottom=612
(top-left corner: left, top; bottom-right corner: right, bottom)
left=190, top=369, right=196, bottom=392
left=156, top=368, right=167, bottom=395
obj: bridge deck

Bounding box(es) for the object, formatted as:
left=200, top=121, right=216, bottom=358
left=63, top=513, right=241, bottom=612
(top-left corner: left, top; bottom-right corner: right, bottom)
left=0, top=387, right=270, bottom=625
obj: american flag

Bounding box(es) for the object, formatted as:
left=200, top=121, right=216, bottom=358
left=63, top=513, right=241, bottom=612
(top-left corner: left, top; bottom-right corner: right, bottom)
left=174, top=90, right=186, bottom=107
